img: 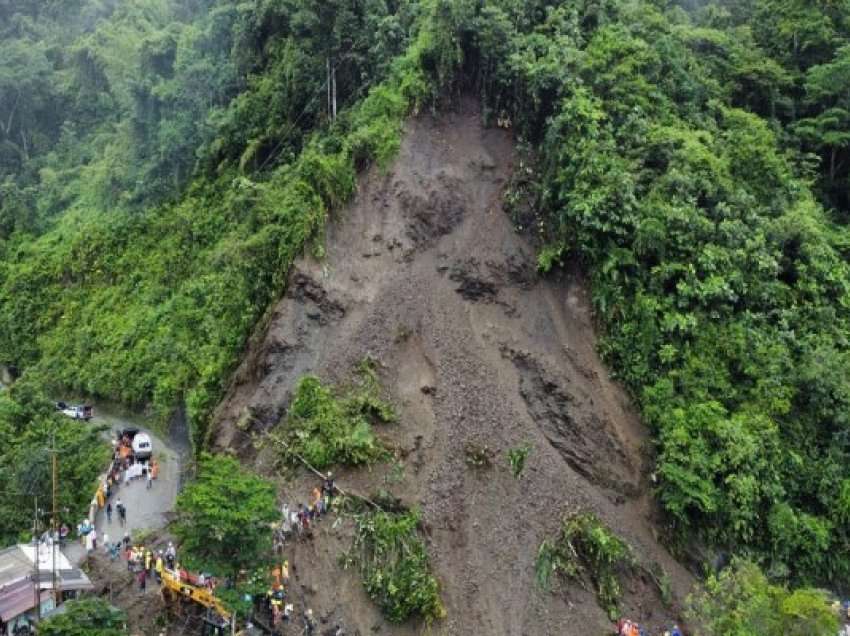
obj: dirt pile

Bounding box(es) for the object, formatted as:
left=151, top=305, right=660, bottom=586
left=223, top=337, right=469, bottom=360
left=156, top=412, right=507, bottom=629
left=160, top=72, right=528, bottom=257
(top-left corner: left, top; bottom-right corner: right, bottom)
left=210, top=101, right=694, bottom=635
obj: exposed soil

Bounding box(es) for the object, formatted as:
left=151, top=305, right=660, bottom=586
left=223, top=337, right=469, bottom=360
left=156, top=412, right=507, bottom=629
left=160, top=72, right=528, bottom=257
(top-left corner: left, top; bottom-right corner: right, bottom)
left=210, top=100, right=694, bottom=635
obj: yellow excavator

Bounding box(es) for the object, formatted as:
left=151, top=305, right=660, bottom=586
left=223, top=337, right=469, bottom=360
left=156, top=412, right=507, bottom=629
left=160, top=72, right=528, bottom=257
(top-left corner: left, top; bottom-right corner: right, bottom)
left=160, top=569, right=234, bottom=635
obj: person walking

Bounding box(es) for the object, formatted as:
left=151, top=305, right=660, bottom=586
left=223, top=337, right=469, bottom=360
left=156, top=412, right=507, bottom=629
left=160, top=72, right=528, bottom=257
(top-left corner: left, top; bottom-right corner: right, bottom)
left=102, top=533, right=110, bottom=553
left=106, top=502, right=112, bottom=524
left=165, top=542, right=176, bottom=570
left=138, top=568, right=147, bottom=593
left=146, top=467, right=153, bottom=490
left=281, top=503, right=291, bottom=533
left=290, top=509, right=301, bottom=537
left=322, top=472, right=336, bottom=510
left=91, top=528, right=98, bottom=551
left=304, top=609, right=316, bottom=635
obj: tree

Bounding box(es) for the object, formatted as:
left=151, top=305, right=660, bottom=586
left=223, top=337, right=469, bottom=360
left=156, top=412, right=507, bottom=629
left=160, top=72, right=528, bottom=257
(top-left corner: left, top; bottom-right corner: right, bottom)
left=687, top=560, right=838, bottom=636
left=173, top=453, right=277, bottom=577
left=38, top=598, right=127, bottom=636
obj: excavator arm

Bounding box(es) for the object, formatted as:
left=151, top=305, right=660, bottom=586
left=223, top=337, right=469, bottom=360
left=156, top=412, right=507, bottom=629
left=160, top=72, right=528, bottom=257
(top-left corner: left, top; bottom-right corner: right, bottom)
left=161, top=569, right=231, bottom=622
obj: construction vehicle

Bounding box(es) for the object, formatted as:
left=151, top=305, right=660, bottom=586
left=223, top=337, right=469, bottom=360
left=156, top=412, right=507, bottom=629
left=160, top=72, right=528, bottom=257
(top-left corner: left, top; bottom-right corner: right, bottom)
left=160, top=568, right=233, bottom=635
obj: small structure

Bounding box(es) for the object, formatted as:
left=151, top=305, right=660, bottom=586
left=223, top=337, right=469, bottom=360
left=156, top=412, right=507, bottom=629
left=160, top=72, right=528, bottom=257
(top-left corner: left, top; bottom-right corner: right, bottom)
left=0, top=543, right=93, bottom=635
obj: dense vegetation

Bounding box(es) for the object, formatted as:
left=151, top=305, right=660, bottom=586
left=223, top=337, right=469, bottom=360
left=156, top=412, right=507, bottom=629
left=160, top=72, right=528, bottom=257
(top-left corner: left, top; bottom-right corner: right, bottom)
left=430, top=0, right=850, bottom=588
left=343, top=507, right=444, bottom=623
left=0, top=381, right=109, bottom=545
left=38, top=598, right=128, bottom=636
left=274, top=365, right=395, bottom=469
left=173, top=453, right=277, bottom=577
left=3, top=0, right=850, bottom=605
left=687, top=559, right=838, bottom=635
left=0, top=0, right=445, bottom=448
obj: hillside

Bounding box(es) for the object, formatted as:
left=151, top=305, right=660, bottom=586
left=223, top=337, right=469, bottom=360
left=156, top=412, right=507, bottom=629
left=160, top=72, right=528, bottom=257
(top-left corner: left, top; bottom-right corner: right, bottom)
left=2, top=0, right=850, bottom=634
left=209, top=101, right=693, bottom=634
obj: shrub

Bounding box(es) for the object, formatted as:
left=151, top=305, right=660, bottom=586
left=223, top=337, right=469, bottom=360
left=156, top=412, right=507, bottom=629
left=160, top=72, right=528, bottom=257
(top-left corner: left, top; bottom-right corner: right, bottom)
left=344, top=508, right=445, bottom=623
left=279, top=367, right=395, bottom=469
left=536, top=513, right=635, bottom=620
left=507, top=443, right=531, bottom=478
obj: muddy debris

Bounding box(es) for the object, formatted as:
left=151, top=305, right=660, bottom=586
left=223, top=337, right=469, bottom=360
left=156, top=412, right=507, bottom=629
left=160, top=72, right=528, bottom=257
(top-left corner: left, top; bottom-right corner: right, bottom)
left=209, top=101, right=695, bottom=636
left=288, top=271, right=345, bottom=324
left=448, top=258, right=499, bottom=301
left=401, top=183, right=467, bottom=248
left=503, top=346, right=639, bottom=497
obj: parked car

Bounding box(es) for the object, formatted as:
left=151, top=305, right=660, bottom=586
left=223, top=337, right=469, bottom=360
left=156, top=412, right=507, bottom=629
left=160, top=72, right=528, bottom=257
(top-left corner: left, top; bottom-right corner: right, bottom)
left=56, top=402, right=93, bottom=421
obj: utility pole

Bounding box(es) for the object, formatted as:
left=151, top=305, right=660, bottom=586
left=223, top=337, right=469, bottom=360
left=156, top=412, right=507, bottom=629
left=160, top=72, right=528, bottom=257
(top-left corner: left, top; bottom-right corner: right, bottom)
left=48, top=430, right=61, bottom=605
left=32, top=496, right=41, bottom=624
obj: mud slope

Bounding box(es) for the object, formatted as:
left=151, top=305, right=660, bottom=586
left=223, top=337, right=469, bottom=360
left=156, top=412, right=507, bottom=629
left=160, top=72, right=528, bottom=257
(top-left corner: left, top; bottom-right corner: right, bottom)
left=211, top=102, right=694, bottom=635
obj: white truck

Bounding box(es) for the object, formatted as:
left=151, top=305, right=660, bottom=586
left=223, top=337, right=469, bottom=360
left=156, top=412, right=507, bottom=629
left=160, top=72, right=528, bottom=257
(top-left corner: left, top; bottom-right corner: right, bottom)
left=56, top=402, right=93, bottom=421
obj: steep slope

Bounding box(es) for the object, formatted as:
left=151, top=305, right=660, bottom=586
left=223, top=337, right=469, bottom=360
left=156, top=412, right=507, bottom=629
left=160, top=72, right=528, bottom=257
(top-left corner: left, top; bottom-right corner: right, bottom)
left=210, top=101, right=693, bottom=635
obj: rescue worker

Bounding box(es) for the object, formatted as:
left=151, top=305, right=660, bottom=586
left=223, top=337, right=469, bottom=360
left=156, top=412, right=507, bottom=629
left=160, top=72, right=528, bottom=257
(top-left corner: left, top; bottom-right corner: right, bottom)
left=155, top=553, right=164, bottom=583
left=165, top=542, right=176, bottom=570
left=145, top=549, right=152, bottom=574
left=322, top=472, right=336, bottom=510
left=304, top=609, right=316, bottom=635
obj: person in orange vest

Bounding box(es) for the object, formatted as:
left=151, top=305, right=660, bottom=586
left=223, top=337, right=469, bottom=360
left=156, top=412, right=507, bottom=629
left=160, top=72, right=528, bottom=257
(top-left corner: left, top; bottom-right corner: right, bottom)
left=312, top=487, right=323, bottom=515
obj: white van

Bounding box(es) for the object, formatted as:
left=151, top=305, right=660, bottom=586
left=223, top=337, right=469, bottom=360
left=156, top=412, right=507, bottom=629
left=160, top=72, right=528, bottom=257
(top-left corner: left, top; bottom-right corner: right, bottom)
left=132, top=433, right=153, bottom=460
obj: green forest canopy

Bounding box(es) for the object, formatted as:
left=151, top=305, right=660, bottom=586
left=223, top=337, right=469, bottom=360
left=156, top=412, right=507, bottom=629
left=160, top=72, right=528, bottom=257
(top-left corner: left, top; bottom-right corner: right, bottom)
left=1, top=0, right=850, bottom=595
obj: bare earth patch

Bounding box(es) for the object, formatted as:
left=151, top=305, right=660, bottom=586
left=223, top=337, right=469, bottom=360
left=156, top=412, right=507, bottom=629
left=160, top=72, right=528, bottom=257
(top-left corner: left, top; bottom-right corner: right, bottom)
left=210, top=101, right=694, bottom=635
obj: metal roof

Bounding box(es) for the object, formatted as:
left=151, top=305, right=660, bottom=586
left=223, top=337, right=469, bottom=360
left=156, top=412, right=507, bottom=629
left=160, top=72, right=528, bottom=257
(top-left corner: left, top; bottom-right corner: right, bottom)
left=0, top=544, right=93, bottom=622
left=0, top=546, right=33, bottom=588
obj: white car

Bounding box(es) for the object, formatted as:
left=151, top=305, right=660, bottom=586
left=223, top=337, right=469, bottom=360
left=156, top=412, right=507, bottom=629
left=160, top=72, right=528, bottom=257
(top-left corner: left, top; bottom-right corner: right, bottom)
left=132, top=433, right=153, bottom=460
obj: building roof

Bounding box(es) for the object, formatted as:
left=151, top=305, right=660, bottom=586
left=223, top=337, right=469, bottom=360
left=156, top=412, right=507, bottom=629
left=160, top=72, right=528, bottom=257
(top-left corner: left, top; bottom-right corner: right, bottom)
left=0, top=578, right=51, bottom=623
left=0, top=545, right=33, bottom=588
left=0, top=543, right=93, bottom=621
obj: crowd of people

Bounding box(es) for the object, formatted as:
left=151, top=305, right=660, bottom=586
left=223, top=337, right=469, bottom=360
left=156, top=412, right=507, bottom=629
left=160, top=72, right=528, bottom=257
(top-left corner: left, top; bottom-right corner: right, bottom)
left=89, top=461, right=341, bottom=634
left=273, top=472, right=336, bottom=553
left=257, top=472, right=341, bottom=636
left=108, top=432, right=158, bottom=490
left=617, top=618, right=682, bottom=636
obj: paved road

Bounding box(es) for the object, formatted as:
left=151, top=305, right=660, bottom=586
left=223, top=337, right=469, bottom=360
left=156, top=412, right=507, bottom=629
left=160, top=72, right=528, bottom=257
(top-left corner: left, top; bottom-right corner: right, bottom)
left=66, top=404, right=188, bottom=563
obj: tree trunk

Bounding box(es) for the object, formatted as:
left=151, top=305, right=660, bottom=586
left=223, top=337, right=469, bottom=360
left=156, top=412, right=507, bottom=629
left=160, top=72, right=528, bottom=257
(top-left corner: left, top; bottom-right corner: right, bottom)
left=326, top=57, right=331, bottom=119
left=830, top=147, right=837, bottom=184
left=332, top=64, right=337, bottom=122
